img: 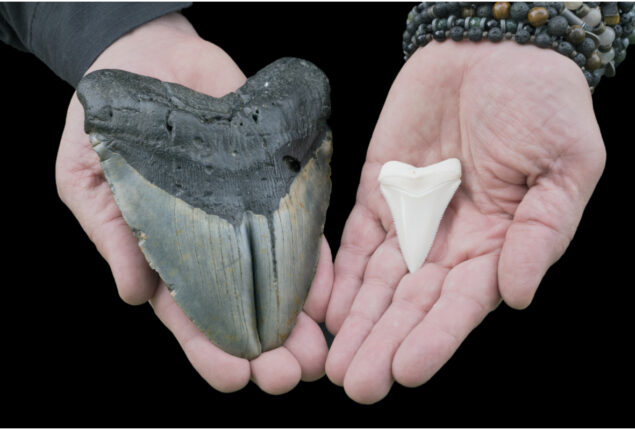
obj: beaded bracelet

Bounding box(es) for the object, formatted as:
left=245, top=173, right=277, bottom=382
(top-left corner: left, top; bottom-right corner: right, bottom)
left=402, top=2, right=635, bottom=91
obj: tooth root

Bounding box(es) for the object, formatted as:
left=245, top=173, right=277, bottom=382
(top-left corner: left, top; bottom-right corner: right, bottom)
left=378, top=159, right=462, bottom=273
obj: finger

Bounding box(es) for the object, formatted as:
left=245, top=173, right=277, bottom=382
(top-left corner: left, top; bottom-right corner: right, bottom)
left=56, top=96, right=158, bottom=304
left=92, top=215, right=159, bottom=304
left=342, top=263, right=447, bottom=404
left=393, top=254, right=500, bottom=388
left=150, top=283, right=251, bottom=393
left=326, top=204, right=385, bottom=334
left=303, top=236, right=334, bottom=322
left=284, top=312, right=328, bottom=382
left=499, top=166, right=603, bottom=309
left=325, top=236, right=407, bottom=386
left=250, top=348, right=302, bottom=395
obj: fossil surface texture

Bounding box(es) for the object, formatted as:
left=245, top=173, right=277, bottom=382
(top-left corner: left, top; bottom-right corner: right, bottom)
left=77, top=58, right=332, bottom=359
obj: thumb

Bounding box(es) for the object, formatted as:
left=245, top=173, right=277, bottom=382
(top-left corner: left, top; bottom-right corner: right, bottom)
left=499, top=154, right=605, bottom=309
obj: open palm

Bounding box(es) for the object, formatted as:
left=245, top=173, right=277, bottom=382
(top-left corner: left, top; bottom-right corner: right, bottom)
left=55, top=14, right=332, bottom=394
left=325, top=41, right=606, bottom=404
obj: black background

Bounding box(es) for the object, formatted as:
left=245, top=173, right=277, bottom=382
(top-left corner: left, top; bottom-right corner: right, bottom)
left=1, top=2, right=633, bottom=427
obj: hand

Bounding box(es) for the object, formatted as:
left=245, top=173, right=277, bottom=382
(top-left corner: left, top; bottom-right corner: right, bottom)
left=325, top=41, right=606, bottom=403
left=55, top=13, right=333, bottom=394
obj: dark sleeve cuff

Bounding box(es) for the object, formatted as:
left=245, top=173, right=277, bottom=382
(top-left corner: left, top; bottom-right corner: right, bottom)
left=29, top=2, right=191, bottom=87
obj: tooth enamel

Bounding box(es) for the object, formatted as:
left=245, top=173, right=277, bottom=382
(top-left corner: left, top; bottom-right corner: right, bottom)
left=77, top=58, right=332, bottom=359
left=378, top=158, right=461, bottom=273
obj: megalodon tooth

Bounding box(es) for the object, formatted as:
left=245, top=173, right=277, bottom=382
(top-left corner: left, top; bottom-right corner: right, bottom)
left=76, top=58, right=332, bottom=359
left=378, top=158, right=461, bottom=273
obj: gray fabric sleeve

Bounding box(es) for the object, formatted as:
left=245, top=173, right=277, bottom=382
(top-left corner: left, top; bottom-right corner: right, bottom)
left=0, top=2, right=191, bottom=87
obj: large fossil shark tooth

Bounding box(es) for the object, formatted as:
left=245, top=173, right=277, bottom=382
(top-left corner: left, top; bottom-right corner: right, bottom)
left=378, top=158, right=461, bottom=273
left=76, top=58, right=332, bottom=359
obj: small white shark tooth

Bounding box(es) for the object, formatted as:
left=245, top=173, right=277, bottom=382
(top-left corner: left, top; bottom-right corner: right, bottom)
left=378, top=158, right=462, bottom=273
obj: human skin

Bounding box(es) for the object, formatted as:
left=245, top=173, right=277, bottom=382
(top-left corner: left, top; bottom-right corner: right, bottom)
left=54, top=11, right=607, bottom=403
left=324, top=41, right=606, bottom=404
left=55, top=12, right=334, bottom=395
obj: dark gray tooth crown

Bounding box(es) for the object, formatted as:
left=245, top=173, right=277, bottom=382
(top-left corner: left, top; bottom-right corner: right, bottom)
left=77, top=58, right=332, bottom=359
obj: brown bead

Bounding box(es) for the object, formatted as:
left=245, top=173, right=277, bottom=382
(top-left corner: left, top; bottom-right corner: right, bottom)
left=604, top=14, right=620, bottom=25
left=493, top=2, right=511, bottom=19
left=528, top=7, right=549, bottom=26
left=585, top=51, right=602, bottom=70
left=462, top=6, right=474, bottom=17
left=602, top=3, right=620, bottom=25
left=567, top=25, right=586, bottom=44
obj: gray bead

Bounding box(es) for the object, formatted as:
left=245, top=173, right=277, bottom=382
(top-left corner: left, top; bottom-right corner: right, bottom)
left=561, top=9, right=584, bottom=27
left=406, top=8, right=417, bottom=24
left=476, top=4, right=492, bottom=18
left=604, top=61, right=616, bottom=77
left=614, top=24, right=623, bottom=38
left=449, top=25, right=464, bottom=41
left=421, top=9, right=434, bottom=24
left=433, top=29, right=446, bottom=41
left=578, top=37, right=596, bottom=57
left=447, top=2, right=462, bottom=17
left=619, top=2, right=634, bottom=13
left=613, top=38, right=624, bottom=50
left=515, top=28, right=531, bottom=44
left=547, top=15, right=569, bottom=36
left=557, top=40, right=575, bottom=56
left=432, top=3, right=449, bottom=18
left=573, top=52, right=587, bottom=67
left=615, top=49, right=627, bottom=65
left=510, top=2, right=530, bottom=20
left=506, top=19, right=519, bottom=33
left=536, top=32, right=553, bottom=48
left=468, top=27, right=483, bottom=41
left=591, top=69, right=603, bottom=86
left=583, top=70, right=594, bottom=86
left=488, top=27, right=504, bottom=42
left=548, top=2, right=563, bottom=12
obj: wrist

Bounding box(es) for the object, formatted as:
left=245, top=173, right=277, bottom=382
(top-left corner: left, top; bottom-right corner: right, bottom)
left=403, top=2, right=635, bottom=91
